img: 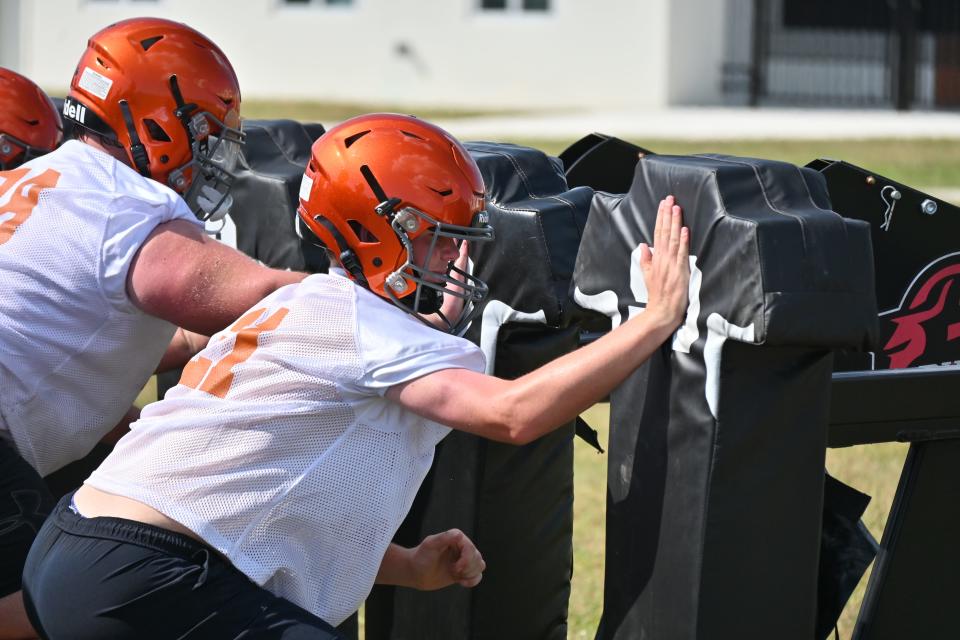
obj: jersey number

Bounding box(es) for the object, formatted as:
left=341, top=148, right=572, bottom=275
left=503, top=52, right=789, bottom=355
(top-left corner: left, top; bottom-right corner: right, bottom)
left=0, top=168, right=61, bottom=246
left=179, top=306, right=290, bottom=398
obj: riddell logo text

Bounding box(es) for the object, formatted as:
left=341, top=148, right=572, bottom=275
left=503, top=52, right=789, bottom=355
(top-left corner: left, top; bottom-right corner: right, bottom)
left=63, top=100, right=86, bottom=125
left=879, top=253, right=960, bottom=369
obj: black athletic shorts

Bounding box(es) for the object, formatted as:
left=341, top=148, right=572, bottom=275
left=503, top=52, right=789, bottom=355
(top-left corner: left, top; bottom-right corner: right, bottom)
left=22, top=495, right=345, bottom=639
left=0, top=436, right=55, bottom=597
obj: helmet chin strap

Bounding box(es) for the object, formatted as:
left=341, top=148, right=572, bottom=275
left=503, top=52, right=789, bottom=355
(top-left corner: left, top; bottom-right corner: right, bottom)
left=310, top=214, right=369, bottom=288
left=117, top=99, right=151, bottom=178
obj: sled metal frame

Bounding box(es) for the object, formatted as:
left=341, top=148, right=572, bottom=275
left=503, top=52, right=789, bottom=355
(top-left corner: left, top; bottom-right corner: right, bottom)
left=829, top=365, right=960, bottom=639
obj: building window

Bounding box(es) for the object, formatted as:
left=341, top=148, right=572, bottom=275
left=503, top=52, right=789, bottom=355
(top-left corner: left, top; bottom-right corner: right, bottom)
left=479, top=0, right=550, bottom=12
left=282, top=0, right=353, bottom=7
left=283, top=0, right=354, bottom=5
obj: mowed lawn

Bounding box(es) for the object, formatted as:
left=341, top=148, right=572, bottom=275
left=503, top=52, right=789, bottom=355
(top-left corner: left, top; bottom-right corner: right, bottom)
left=181, top=100, right=947, bottom=637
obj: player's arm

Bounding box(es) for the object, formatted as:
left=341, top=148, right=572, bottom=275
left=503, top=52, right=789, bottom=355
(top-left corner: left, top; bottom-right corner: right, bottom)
left=156, top=327, right=210, bottom=373
left=126, top=219, right=307, bottom=335
left=376, top=530, right=485, bottom=590
left=387, top=197, right=690, bottom=446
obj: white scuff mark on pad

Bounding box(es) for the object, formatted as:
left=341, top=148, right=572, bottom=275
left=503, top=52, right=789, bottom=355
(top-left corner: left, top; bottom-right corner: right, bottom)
left=574, top=242, right=702, bottom=354
left=479, top=300, right=546, bottom=374
left=672, top=255, right=702, bottom=354
left=573, top=286, right=620, bottom=327
left=704, top=312, right=755, bottom=419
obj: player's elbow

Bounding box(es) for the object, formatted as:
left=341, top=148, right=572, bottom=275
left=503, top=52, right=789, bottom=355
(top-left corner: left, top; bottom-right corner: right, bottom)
left=485, top=393, right=540, bottom=446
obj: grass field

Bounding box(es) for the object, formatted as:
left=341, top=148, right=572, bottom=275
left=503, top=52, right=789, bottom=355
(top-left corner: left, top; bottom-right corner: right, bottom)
left=510, top=138, right=960, bottom=197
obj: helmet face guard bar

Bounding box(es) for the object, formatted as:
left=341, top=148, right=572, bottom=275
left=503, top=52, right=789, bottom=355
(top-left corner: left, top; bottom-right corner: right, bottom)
left=170, top=110, right=244, bottom=222
left=0, top=133, right=54, bottom=170
left=385, top=205, right=494, bottom=336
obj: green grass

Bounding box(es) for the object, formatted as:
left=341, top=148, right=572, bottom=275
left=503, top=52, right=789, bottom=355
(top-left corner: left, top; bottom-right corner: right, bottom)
left=569, top=404, right=908, bottom=639
left=825, top=443, right=909, bottom=636
left=506, top=138, right=960, bottom=193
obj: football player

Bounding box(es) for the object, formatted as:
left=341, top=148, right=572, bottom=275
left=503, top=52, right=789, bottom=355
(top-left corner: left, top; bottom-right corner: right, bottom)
left=0, top=18, right=307, bottom=638
left=22, top=114, right=691, bottom=638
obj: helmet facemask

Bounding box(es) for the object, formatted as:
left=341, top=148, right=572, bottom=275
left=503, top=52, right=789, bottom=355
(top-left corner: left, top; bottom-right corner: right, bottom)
left=384, top=205, right=494, bottom=336
left=0, top=133, right=53, bottom=169
left=169, top=109, right=244, bottom=223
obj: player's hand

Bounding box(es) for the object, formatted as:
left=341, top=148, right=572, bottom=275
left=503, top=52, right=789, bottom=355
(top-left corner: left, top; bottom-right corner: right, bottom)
left=426, top=241, right=469, bottom=329
left=639, top=195, right=691, bottom=331
left=411, top=528, right=486, bottom=590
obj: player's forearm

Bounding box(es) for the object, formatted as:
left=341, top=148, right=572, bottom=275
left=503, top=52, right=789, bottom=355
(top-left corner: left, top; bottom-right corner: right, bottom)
left=493, top=310, right=677, bottom=444
left=375, top=543, right=417, bottom=588
left=388, top=310, right=679, bottom=446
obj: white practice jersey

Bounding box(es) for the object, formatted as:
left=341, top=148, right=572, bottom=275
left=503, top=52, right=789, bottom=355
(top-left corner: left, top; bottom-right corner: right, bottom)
left=87, top=272, right=485, bottom=626
left=0, top=140, right=199, bottom=475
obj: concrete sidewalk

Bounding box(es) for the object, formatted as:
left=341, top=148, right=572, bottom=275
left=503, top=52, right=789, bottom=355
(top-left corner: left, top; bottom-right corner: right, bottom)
left=436, top=106, right=960, bottom=141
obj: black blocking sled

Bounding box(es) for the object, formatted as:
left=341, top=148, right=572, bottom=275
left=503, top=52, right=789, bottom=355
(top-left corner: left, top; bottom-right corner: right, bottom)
left=571, top=152, right=877, bottom=640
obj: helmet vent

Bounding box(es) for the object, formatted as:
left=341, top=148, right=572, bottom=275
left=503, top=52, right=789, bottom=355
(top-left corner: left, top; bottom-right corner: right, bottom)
left=429, top=187, right=453, bottom=197
left=140, top=36, right=164, bottom=51
left=348, top=220, right=380, bottom=243
left=95, top=57, right=110, bottom=69
left=143, top=119, right=171, bottom=142
left=401, top=130, right=425, bottom=140
left=344, top=130, right=370, bottom=148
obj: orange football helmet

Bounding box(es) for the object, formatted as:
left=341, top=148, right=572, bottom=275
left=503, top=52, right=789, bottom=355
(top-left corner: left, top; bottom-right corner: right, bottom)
left=297, top=113, right=494, bottom=335
left=64, top=17, right=243, bottom=220
left=0, top=68, right=63, bottom=169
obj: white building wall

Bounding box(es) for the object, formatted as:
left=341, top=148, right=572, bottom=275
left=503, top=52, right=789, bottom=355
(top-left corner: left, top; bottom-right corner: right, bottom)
left=667, top=0, right=728, bottom=105
left=0, top=0, right=21, bottom=70
left=12, top=0, right=724, bottom=110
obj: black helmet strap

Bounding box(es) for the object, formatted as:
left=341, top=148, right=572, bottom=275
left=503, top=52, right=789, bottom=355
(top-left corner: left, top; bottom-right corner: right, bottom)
left=118, top=99, right=151, bottom=178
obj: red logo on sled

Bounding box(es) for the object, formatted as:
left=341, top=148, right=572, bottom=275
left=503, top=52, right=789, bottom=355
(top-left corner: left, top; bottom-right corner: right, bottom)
left=880, top=254, right=960, bottom=369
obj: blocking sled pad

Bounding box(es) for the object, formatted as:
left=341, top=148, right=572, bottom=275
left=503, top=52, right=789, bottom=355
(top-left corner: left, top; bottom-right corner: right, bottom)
left=214, top=118, right=328, bottom=271
left=572, top=154, right=877, bottom=639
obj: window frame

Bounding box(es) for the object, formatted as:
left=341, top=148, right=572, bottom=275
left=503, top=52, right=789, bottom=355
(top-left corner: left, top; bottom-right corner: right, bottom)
left=278, top=0, right=358, bottom=10
left=476, top=0, right=552, bottom=15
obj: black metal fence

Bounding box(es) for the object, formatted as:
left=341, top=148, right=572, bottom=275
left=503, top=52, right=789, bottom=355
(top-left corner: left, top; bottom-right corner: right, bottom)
left=723, top=0, right=960, bottom=110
